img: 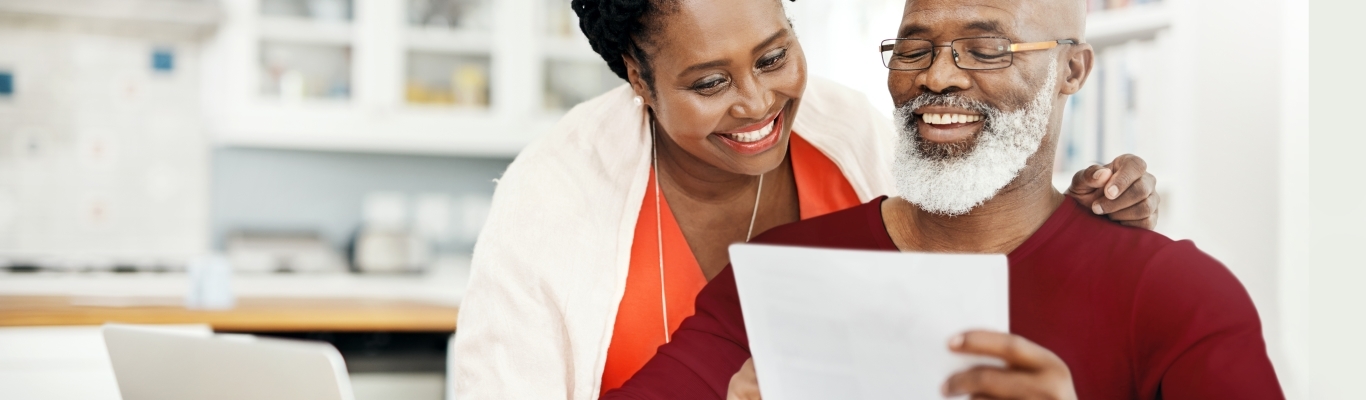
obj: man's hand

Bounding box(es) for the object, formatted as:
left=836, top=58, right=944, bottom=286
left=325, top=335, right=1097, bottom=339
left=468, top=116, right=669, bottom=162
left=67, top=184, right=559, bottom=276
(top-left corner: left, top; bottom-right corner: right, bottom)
left=1067, top=154, right=1160, bottom=229
left=726, top=358, right=762, bottom=400
left=942, top=331, right=1077, bottom=400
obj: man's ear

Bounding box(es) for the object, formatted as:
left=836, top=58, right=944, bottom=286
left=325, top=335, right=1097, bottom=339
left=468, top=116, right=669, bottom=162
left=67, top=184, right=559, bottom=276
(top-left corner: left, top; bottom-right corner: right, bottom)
left=622, top=54, right=652, bottom=106
left=1060, top=43, right=1093, bottom=95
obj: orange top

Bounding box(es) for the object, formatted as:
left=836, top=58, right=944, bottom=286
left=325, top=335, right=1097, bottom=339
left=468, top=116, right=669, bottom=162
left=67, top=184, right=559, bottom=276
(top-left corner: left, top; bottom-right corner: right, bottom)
left=599, top=134, right=862, bottom=394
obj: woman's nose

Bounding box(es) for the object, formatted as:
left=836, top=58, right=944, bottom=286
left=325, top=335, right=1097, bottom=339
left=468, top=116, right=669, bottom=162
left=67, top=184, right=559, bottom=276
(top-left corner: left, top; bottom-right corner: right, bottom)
left=730, top=78, right=774, bottom=119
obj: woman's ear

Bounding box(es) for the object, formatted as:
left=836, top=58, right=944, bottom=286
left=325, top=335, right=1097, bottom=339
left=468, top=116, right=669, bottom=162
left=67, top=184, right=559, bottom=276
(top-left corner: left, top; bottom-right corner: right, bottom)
left=622, top=54, right=652, bottom=106
left=1060, top=43, right=1093, bottom=95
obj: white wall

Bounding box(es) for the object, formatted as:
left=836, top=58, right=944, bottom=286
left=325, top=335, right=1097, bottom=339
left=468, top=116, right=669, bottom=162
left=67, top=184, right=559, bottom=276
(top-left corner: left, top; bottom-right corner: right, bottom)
left=0, top=16, right=210, bottom=265
left=1302, top=2, right=1366, bottom=399
left=1276, top=0, right=1309, bottom=396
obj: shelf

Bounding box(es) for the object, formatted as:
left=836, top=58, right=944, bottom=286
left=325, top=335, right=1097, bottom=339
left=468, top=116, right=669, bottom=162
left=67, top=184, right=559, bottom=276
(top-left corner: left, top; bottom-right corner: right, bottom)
left=0, top=0, right=221, bottom=36
left=209, top=105, right=557, bottom=157
left=406, top=27, right=492, bottom=54
left=1085, top=3, right=1172, bottom=48
left=258, top=15, right=353, bottom=45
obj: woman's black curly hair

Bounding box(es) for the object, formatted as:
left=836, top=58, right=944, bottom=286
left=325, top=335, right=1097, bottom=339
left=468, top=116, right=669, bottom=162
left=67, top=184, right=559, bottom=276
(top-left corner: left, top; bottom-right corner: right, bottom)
left=570, top=0, right=673, bottom=92
left=571, top=0, right=793, bottom=94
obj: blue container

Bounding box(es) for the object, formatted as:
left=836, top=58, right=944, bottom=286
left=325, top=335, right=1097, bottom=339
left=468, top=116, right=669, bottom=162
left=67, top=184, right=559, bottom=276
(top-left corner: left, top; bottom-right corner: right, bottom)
left=0, top=71, right=12, bottom=96
left=152, top=49, right=175, bottom=73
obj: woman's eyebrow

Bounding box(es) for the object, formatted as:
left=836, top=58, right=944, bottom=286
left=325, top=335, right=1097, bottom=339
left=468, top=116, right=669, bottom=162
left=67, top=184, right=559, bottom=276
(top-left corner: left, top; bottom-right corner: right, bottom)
left=680, top=59, right=731, bottom=77
left=677, top=29, right=787, bottom=78
left=750, top=29, right=787, bottom=54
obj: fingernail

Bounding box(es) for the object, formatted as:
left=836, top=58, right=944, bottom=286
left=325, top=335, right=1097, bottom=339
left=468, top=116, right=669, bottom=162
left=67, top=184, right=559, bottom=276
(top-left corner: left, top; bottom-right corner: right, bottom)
left=1092, top=167, right=1109, bottom=180
left=948, top=334, right=964, bottom=349
left=1106, top=185, right=1119, bottom=199
left=1092, top=202, right=1104, bottom=215
left=941, top=382, right=951, bottom=396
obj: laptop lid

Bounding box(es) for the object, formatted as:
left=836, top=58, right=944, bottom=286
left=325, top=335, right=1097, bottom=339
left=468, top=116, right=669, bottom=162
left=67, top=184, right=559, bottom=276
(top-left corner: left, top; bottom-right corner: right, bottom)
left=102, top=324, right=355, bottom=400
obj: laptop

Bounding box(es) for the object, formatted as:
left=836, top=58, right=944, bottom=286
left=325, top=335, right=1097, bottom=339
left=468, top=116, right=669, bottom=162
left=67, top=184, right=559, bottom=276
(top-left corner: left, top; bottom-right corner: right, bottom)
left=102, top=324, right=356, bottom=400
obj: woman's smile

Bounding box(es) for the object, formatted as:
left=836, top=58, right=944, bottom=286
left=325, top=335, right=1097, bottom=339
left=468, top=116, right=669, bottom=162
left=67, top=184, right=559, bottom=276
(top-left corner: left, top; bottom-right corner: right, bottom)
left=711, top=104, right=787, bottom=156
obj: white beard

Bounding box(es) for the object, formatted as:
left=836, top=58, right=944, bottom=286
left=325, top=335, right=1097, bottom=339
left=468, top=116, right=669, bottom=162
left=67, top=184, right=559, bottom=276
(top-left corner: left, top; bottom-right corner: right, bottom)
left=892, top=58, right=1059, bottom=216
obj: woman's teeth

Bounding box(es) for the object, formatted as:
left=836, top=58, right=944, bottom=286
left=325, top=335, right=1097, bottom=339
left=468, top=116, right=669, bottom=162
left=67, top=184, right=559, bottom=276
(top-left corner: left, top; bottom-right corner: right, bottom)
left=921, top=113, right=983, bottom=125
left=723, top=119, right=776, bottom=143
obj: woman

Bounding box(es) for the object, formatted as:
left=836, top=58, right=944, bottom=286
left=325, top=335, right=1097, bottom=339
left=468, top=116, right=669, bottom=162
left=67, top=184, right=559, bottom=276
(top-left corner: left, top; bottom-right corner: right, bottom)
left=451, top=0, right=1160, bottom=398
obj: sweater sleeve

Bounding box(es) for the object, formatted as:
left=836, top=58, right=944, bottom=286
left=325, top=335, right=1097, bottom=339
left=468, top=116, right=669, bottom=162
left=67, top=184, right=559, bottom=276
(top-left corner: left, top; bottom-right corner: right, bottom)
left=603, top=267, right=752, bottom=400
left=1130, top=240, right=1284, bottom=399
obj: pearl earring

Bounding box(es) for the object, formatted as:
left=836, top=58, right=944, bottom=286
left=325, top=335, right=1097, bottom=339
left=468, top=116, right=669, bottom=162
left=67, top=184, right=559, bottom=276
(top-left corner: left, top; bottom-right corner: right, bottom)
left=633, top=96, right=643, bottom=107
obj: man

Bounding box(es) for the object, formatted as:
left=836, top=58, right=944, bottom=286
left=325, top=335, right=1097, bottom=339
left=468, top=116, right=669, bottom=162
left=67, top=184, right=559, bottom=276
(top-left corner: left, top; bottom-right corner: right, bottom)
left=601, top=0, right=1284, bottom=398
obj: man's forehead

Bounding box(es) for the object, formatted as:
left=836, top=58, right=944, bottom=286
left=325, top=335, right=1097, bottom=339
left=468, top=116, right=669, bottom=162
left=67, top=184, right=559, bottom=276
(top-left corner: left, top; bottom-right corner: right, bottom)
left=898, top=0, right=1036, bottom=39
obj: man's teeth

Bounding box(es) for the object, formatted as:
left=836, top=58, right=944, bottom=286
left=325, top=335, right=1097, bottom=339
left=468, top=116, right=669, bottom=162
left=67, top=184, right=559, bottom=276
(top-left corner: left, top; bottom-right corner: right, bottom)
left=724, top=120, right=775, bottom=143
left=921, top=113, right=983, bottom=125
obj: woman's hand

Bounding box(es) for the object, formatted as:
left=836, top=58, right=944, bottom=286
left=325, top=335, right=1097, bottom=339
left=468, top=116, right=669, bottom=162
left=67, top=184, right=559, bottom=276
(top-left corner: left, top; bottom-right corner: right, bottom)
left=1066, top=154, right=1160, bottom=229
left=726, top=358, right=762, bottom=400
left=943, top=331, right=1077, bottom=400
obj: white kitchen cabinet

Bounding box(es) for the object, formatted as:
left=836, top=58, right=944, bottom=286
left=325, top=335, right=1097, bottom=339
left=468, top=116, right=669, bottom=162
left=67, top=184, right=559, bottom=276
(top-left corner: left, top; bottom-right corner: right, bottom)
left=204, top=0, right=619, bottom=157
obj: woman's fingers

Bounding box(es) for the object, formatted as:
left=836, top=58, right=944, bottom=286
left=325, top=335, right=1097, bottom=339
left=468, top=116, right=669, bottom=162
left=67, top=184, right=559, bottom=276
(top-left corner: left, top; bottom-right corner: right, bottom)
left=1067, top=164, right=1111, bottom=198
left=1092, top=172, right=1156, bottom=216
left=1098, top=154, right=1148, bottom=201
left=1093, top=172, right=1157, bottom=215
left=1104, top=191, right=1160, bottom=222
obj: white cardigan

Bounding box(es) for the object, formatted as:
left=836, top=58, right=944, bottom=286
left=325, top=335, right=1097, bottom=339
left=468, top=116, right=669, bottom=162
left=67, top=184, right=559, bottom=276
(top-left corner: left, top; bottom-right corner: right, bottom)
left=451, top=77, right=895, bottom=400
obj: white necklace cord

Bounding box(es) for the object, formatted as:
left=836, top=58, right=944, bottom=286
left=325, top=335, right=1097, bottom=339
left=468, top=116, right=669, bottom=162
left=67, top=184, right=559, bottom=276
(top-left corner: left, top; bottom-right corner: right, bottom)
left=650, top=117, right=765, bottom=344
left=747, top=173, right=763, bottom=242
left=651, top=117, right=669, bottom=343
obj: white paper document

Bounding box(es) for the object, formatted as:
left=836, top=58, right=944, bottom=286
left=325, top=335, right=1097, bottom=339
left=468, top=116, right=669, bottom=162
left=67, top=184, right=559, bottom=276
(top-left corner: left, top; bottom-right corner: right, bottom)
left=729, top=244, right=1009, bottom=400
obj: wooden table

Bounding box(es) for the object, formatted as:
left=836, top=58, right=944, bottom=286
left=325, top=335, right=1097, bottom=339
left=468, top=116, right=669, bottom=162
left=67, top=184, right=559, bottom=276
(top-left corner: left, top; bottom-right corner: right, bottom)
left=0, top=295, right=459, bottom=332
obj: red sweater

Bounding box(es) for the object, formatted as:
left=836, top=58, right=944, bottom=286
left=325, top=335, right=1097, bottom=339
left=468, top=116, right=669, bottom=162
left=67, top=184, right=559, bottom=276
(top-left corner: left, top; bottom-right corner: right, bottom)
left=604, top=197, right=1283, bottom=399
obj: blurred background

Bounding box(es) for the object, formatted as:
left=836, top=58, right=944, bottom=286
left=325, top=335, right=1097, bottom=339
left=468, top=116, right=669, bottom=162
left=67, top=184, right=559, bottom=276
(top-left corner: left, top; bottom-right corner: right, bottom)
left=0, top=0, right=1315, bottom=399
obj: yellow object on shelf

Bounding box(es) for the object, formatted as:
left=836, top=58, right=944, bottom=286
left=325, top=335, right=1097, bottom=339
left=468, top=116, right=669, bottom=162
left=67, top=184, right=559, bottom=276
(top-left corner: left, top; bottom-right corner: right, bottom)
left=452, top=64, right=488, bottom=106
left=406, top=81, right=455, bottom=105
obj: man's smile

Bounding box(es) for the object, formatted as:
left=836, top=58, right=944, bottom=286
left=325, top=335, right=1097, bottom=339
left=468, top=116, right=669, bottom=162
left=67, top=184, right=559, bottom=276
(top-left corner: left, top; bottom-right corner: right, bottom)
left=914, top=106, right=985, bottom=144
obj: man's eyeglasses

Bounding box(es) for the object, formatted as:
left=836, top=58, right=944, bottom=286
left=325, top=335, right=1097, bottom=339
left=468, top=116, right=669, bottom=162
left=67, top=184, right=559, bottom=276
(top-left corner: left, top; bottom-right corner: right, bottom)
left=880, top=37, right=1078, bottom=71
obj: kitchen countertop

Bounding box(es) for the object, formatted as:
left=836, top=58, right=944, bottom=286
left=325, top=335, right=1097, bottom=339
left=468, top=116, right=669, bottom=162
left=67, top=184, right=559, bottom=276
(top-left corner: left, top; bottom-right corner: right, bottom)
left=0, top=296, right=458, bottom=332
left=0, top=256, right=470, bottom=332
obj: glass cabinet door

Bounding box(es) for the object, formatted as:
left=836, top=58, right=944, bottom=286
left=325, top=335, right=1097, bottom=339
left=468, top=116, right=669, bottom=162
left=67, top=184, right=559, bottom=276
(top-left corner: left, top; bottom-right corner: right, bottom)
left=258, top=0, right=355, bottom=101
left=407, top=0, right=490, bottom=31
left=260, top=42, right=352, bottom=100
left=404, top=0, right=493, bottom=108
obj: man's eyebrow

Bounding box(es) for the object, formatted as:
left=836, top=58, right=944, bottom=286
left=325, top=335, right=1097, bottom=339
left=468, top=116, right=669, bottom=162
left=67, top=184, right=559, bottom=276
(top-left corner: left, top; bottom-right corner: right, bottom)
left=964, top=20, right=1005, bottom=35
left=898, top=24, right=928, bottom=38
left=898, top=20, right=1007, bottom=39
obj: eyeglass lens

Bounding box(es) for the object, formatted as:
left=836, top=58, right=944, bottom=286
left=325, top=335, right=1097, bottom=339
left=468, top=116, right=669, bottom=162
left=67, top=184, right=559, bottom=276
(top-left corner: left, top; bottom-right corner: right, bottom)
left=881, top=38, right=1013, bottom=71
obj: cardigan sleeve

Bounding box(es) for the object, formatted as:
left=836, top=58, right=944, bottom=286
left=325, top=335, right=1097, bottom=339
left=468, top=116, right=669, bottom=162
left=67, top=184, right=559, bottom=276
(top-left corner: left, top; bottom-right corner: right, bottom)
left=451, top=247, right=578, bottom=399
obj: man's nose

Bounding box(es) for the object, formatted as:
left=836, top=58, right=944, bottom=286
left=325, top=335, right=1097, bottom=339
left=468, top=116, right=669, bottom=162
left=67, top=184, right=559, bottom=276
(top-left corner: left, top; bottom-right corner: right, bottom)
left=917, top=47, right=973, bottom=94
